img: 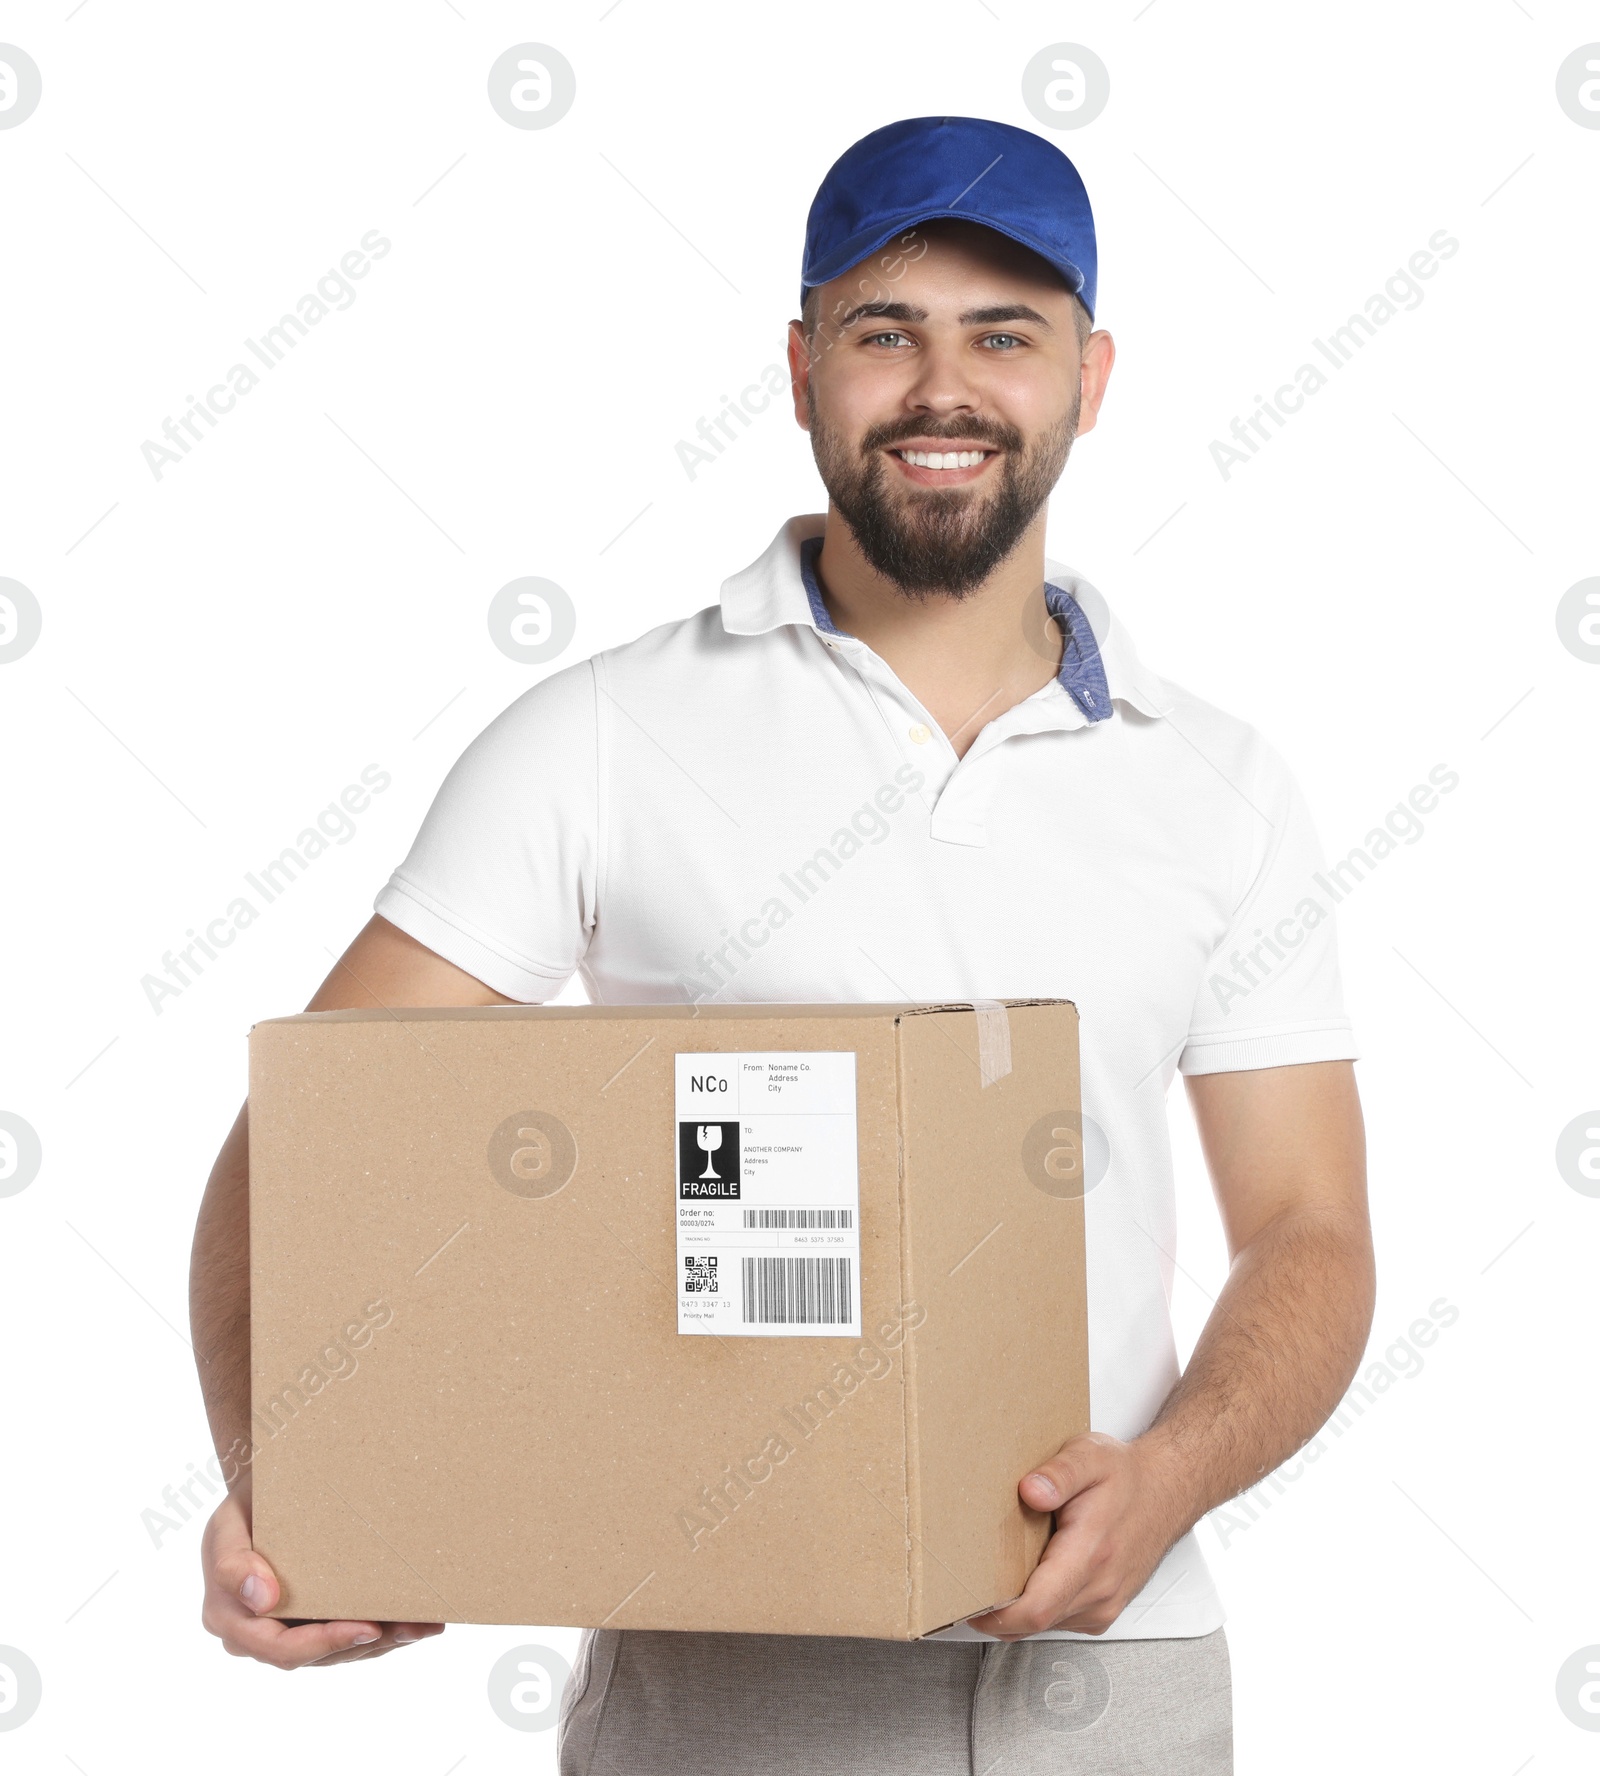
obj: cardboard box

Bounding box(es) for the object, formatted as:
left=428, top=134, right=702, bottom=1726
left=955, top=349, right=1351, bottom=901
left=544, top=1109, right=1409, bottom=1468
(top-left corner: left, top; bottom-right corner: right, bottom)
left=248, top=999, right=1088, bottom=1639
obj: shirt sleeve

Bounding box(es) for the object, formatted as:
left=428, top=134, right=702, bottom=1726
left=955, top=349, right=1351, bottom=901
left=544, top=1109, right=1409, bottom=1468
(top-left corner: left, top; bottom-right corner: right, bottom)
left=1178, top=739, right=1360, bottom=1076
left=373, top=660, right=599, bottom=1002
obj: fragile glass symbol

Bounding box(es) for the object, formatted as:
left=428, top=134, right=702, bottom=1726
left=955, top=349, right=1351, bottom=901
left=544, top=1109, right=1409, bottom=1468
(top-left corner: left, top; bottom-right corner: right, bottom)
left=696, top=1124, right=723, bottom=1179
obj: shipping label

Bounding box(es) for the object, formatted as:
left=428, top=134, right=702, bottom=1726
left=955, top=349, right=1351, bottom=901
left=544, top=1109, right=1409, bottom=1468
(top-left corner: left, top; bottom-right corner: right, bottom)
left=675, top=1051, right=860, bottom=1337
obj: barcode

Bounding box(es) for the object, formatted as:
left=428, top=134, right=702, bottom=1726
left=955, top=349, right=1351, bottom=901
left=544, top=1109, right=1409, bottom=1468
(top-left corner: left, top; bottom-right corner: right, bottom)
left=741, top=1208, right=854, bottom=1229
left=741, top=1255, right=853, bottom=1326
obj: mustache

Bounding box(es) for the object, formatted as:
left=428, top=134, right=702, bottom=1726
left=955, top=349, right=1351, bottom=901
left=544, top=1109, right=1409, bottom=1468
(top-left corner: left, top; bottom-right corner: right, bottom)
left=860, top=419, right=1023, bottom=455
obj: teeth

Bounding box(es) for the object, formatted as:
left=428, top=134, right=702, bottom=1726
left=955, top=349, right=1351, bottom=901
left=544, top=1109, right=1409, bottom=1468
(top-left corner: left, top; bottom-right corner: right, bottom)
left=897, top=449, right=987, bottom=469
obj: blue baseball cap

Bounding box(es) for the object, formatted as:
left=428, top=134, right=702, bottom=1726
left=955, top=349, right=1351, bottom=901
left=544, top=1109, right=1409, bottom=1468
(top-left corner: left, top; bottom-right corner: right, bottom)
left=800, top=115, right=1097, bottom=320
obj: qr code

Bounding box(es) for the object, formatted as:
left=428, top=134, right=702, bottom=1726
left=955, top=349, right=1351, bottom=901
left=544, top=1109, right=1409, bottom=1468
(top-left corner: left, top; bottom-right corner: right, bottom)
left=684, top=1255, right=718, bottom=1293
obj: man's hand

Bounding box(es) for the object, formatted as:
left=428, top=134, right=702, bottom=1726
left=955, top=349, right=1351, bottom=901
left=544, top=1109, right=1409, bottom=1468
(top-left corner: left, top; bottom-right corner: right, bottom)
left=200, top=1485, right=445, bottom=1668
left=965, top=1431, right=1186, bottom=1640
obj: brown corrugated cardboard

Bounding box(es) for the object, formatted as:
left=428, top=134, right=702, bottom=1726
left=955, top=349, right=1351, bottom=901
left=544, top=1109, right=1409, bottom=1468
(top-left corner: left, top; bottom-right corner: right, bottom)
left=247, top=1000, right=1088, bottom=1639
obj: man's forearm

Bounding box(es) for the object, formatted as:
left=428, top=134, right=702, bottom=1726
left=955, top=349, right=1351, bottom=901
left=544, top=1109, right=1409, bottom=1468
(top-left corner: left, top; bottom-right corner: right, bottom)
left=1137, top=1203, right=1376, bottom=1539
left=972, top=1063, right=1371, bottom=1639
left=189, top=1101, right=254, bottom=1486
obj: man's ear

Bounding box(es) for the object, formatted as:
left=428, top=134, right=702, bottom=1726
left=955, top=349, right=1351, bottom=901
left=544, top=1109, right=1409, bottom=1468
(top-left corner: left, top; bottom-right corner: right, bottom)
left=1073, top=329, right=1116, bottom=439
left=786, top=320, right=811, bottom=431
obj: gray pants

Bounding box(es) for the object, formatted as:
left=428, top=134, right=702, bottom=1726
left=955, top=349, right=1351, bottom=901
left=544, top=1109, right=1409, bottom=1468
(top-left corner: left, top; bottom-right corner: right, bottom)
left=558, top=1626, right=1232, bottom=1775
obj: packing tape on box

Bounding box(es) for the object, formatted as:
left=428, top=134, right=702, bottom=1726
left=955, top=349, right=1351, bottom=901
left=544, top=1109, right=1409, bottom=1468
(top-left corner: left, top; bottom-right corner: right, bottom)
left=970, top=999, right=1013, bottom=1088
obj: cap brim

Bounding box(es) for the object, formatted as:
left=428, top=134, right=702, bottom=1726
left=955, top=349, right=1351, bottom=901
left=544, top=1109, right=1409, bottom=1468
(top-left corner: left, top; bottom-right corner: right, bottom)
left=801, top=209, right=1088, bottom=317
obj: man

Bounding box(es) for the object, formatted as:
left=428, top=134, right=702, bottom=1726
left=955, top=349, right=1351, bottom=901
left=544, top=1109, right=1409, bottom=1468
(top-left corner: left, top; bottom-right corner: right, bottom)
left=191, top=116, right=1373, bottom=1772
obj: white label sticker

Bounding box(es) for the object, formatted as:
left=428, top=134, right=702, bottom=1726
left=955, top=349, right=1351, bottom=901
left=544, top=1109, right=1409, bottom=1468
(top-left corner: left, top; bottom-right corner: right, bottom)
left=675, top=1051, right=860, bottom=1337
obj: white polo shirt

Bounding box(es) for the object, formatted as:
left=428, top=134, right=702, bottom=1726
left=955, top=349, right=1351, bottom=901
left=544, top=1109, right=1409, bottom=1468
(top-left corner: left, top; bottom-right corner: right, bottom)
left=374, top=513, right=1359, bottom=1641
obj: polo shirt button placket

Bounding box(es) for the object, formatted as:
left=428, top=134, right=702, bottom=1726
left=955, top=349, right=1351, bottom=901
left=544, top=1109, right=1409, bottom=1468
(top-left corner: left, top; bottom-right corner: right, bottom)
left=840, top=647, right=950, bottom=797
left=833, top=636, right=984, bottom=839
left=926, top=742, right=991, bottom=848
left=901, top=723, right=953, bottom=802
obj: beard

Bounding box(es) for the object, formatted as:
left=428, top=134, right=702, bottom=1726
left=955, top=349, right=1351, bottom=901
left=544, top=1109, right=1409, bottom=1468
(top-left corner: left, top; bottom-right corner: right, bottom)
left=806, top=382, right=1079, bottom=597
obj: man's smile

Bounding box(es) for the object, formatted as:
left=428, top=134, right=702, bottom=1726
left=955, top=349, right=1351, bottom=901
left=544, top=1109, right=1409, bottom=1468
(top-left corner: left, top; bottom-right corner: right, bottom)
left=884, top=439, right=1000, bottom=487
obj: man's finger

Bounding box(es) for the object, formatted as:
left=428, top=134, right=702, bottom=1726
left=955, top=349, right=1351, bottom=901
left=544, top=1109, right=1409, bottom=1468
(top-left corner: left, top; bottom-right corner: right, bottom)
left=307, top=1622, right=448, bottom=1666
left=215, top=1610, right=385, bottom=1666
left=1020, top=1431, right=1116, bottom=1511
left=212, top=1600, right=387, bottom=1669
left=202, top=1487, right=286, bottom=1618
left=283, top=1618, right=445, bottom=1645
left=256, top=1619, right=388, bottom=1668
left=212, top=1544, right=281, bottom=1616
left=232, top=1610, right=445, bottom=1668
left=967, top=1524, right=1095, bottom=1638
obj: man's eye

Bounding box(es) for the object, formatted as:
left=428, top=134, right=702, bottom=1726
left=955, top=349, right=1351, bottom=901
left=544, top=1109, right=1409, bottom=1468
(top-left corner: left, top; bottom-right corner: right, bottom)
left=981, top=333, right=1025, bottom=350
left=864, top=330, right=913, bottom=348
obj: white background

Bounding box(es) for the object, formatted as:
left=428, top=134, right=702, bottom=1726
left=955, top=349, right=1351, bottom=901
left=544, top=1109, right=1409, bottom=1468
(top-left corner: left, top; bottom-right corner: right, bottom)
left=2, top=2, right=1597, bottom=1770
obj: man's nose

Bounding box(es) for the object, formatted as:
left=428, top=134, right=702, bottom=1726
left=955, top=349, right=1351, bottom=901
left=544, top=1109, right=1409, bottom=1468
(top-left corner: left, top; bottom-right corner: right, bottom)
left=900, top=337, right=985, bottom=417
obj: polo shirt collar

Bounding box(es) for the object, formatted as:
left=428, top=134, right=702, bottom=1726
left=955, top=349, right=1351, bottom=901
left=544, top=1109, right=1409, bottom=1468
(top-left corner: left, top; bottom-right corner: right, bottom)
left=718, top=514, right=1174, bottom=722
